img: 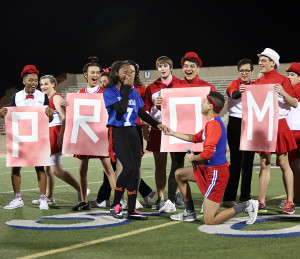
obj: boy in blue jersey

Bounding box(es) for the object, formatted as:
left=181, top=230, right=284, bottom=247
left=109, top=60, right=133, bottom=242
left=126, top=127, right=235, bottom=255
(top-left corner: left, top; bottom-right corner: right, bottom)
left=163, top=91, right=259, bottom=225
left=103, top=61, right=163, bottom=220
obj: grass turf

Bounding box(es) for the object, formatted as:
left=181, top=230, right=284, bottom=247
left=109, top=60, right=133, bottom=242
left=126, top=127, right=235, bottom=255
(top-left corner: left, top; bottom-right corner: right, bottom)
left=0, top=153, right=300, bottom=259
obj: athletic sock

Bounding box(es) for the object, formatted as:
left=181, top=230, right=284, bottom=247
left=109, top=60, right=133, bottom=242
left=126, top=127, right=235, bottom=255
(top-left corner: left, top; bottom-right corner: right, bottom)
left=14, top=193, right=21, bottom=199
left=112, top=186, right=124, bottom=207
left=185, top=200, right=195, bottom=213
left=127, top=189, right=137, bottom=214
left=40, top=194, right=46, bottom=200
left=234, top=200, right=250, bottom=214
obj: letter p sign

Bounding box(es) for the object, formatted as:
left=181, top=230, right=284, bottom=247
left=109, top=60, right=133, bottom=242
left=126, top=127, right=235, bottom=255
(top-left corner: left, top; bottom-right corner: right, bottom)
left=12, top=112, right=38, bottom=157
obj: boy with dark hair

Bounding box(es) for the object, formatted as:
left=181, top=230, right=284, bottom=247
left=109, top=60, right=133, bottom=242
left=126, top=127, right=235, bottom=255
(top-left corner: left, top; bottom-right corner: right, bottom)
left=163, top=91, right=258, bottom=225
left=159, top=51, right=216, bottom=213
left=223, top=58, right=255, bottom=207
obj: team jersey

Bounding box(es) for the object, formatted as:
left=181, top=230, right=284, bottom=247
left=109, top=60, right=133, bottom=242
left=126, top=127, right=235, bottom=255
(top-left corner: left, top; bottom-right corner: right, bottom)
left=11, top=89, right=49, bottom=107
left=144, top=75, right=180, bottom=123
left=176, top=75, right=216, bottom=91
left=227, top=78, right=253, bottom=118
left=286, top=82, right=300, bottom=130
left=49, top=92, right=63, bottom=127
left=255, top=70, right=296, bottom=117
left=77, top=85, right=104, bottom=94
left=103, top=86, right=144, bottom=127
left=192, top=115, right=228, bottom=167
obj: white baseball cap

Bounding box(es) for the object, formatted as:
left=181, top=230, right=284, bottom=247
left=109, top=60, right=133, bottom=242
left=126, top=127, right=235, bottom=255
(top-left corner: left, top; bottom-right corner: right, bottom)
left=257, top=48, right=280, bottom=68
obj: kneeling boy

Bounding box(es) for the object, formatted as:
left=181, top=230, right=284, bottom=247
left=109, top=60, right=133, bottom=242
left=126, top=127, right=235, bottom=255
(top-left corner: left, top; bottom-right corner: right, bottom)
left=163, top=91, right=258, bottom=225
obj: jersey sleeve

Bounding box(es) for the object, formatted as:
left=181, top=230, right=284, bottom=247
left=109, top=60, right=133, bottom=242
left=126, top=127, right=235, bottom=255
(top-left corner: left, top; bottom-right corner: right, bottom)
left=283, top=78, right=296, bottom=98
left=192, top=129, right=204, bottom=143
left=226, top=80, right=239, bottom=97
left=103, top=88, right=119, bottom=108
left=199, top=120, right=222, bottom=161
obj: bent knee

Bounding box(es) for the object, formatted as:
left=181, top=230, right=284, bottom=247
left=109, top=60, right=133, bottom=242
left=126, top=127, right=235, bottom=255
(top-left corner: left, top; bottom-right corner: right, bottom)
left=203, top=217, right=217, bottom=225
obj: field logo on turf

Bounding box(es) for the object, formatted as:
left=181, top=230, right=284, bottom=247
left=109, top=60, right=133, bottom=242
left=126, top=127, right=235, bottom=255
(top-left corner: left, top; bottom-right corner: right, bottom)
left=6, top=211, right=130, bottom=230
left=198, top=215, right=300, bottom=238
left=6, top=211, right=161, bottom=231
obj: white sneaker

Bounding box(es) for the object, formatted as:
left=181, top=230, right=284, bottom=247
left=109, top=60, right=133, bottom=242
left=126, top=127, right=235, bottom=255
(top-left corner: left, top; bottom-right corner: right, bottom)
left=136, top=199, right=144, bottom=209
left=245, top=199, right=258, bottom=225
left=200, top=203, right=204, bottom=214
left=77, top=188, right=91, bottom=202
left=120, top=199, right=128, bottom=210
left=32, top=197, right=56, bottom=205
left=143, top=190, right=156, bottom=206
left=39, top=199, right=49, bottom=210
left=89, top=199, right=110, bottom=208
left=159, top=199, right=176, bottom=213
left=223, top=201, right=237, bottom=207
left=170, top=209, right=197, bottom=222
left=4, top=198, right=24, bottom=210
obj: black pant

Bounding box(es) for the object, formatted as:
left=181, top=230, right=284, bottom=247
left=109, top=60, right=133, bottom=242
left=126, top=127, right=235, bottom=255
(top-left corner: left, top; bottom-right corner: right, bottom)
left=112, top=127, right=142, bottom=214
left=96, top=126, right=152, bottom=202
left=223, top=116, right=255, bottom=202
left=168, top=152, right=186, bottom=202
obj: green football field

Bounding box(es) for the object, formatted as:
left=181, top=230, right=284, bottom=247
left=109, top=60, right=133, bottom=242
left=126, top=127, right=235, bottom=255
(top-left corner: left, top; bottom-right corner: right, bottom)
left=1, top=153, right=300, bottom=259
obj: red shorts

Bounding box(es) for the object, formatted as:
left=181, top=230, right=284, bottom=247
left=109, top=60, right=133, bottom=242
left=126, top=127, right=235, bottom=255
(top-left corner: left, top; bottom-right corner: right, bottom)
left=73, top=154, right=108, bottom=160
left=260, top=119, right=297, bottom=155
left=49, top=125, right=61, bottom=155
left=146, top=128, right=162, bottom=152
left=193, top=164, right=229, bottom=203
left=289, top=130, right=300, bottom=160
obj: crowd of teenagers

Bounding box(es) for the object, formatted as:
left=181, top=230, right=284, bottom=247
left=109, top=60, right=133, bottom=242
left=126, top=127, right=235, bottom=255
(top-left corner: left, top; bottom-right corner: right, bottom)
left=1, top=47, right=300, bottom=225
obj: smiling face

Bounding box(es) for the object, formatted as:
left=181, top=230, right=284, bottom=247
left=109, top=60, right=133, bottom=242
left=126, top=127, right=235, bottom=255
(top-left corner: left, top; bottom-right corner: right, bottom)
left=40, top=78, right=55, bottom=96
left=23, top=73, right=38, bottom=94
left=287, top=71, right=300, bottom=86
left=157, top=63, right=172, bottom=80
left=238, top=63, right=253, bottom=83
left=182, top=60, right=199, bottom=81
left=258, top=56, right=275, bottom=73
left=85, top=66, right=100, bottom=87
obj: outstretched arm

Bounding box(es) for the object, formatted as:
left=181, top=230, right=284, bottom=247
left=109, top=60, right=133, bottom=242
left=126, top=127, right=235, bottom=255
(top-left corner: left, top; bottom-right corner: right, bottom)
left=163, top=126, right=193, bottom=142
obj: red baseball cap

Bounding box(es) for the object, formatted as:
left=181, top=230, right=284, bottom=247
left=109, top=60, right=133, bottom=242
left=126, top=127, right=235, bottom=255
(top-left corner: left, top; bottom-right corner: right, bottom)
left=21, top=65, right=39, bottom=78
left=181, top=52, right=202, bottom=68
left=286, top=62, right=300, bottom=75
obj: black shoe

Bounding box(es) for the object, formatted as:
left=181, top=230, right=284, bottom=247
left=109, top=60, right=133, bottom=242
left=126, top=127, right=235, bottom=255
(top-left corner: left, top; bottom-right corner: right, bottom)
left=71, top=202, right=90, bottom=211
left=128, top=210, right=148, bottom=220
left=151, top=197, right=164, bottom=210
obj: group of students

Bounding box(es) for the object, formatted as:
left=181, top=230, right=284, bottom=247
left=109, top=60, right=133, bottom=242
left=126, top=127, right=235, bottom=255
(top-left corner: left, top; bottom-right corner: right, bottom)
left=1, top=48, right=299, bottom=225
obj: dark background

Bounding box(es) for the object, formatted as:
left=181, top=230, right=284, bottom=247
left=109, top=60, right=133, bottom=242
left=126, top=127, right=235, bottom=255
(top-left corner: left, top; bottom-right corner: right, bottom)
left=1, top=1, right=299, bottom=95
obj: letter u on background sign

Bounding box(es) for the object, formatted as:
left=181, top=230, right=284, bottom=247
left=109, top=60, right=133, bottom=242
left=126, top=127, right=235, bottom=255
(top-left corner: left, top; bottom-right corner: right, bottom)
left=5, top=106, right=50, bottom=167
left=240, top=84, right=278, bottom=152
left=62, top=93, right=109, bottom=156
left=160, top=86, right=211, bottom=152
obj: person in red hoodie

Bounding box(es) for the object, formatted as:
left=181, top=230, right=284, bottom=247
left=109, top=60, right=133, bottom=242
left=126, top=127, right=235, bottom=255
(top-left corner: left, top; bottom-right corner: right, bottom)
left=255, top=48, right=298, bottom=214
left=143, top=56, right=181, bottom=210
left=159, top=52, right=216, bottom=213
left=285, top=62, right=300, bottom=209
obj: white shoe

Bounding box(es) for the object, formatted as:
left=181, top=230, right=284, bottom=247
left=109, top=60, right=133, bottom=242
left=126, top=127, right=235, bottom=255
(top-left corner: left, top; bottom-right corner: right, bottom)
left=136, top=199, right=144, bottom=209
left=89, top=199, right=110, bottom=208
left=222, top=201, right=237, bottom=207
left=4, top=198, right=24, bottom=210
left=170, top=209, right=197, bottom=222
left=159, top=199, right=176, bottom=213
left=245, top=199, right=258, bottom=225
left=143, top=190, right=156, bottom=206
left=120, top=199, right=128, bottom=210
left=39, top=199, right=49, bottom=210
left=200, top=203, right=204, bottom=214
left=32, top=197, right=56, bottom=205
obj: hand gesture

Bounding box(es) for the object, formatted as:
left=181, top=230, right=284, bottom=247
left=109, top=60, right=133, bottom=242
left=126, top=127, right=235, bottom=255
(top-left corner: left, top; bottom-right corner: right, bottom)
left=273, top=83, right=285, bottom=95
left=239, top=84, right=246, bottom=93
left=45, top=107, right=54, bottom=118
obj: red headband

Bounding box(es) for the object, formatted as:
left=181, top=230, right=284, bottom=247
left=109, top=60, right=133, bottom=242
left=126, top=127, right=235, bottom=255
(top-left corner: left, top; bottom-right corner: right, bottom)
left=207, top=95, right=221, bottom=112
